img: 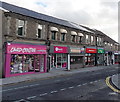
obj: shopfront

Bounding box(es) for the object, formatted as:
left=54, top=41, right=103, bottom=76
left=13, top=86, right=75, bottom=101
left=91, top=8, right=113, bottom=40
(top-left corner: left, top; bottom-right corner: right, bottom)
left=85, top=47, right=97, bottom=66
left=105, top=51, right=113, bottom=65
left=97, top=48, right=105, bottom=65
left=114, top=51, right=120, bottom=64
left=50, top=46, right=69, bottom=69
left=5, top=43, right=47, bottom=77
left=70, top=47, right=85, bottom=69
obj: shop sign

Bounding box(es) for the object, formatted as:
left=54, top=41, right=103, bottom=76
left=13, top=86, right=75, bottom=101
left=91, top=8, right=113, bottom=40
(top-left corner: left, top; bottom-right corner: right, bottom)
left=98, top=49, right=104, bottom=53
left=54, top=46, right=68, bottom=53
left=86, top=48, right=97, bottom=53
left=114, top=51, right=120, bottom=55
left=7, top=43, right=47, bottom=54
left=70, top=48, right=84, bottom=53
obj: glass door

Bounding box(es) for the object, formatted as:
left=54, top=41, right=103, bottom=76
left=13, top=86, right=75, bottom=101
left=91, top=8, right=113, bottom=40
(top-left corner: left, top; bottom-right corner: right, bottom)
left=34, top=55, right=40, bottom=72
left=40, top=55, right=45, bottom=72
left=56, top=54, right=62, bottom=68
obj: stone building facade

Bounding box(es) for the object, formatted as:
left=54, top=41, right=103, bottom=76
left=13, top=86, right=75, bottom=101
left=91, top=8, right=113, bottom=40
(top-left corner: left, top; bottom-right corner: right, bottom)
left=1, top=1, right=119, bottom=77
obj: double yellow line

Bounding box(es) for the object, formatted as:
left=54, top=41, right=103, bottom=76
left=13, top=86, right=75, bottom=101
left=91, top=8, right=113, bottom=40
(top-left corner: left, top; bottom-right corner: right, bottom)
left=106, top=76, right=120, bottom=93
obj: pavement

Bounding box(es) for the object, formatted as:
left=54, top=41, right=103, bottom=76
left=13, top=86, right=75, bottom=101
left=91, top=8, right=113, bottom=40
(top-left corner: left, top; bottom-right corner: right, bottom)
left=0, top=64, right=120, bottom=91
left=111, top=73, right=120, bottom=90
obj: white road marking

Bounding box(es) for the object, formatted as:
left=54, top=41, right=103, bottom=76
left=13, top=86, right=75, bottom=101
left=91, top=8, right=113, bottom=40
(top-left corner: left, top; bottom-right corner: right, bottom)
left=82, top=83, right=87, bottom=85
left=90, top=82, right=93, bottom=84
left=109, top=70, right=116, bottom=72
left=68, top=86, right=74, bottom=89
left=2, top=88, right=14, bottom=92
left=55, top=80, right=60, bottom=82
left=50, top=90, right=58, bottom=94
left=94, top=80, right=98, bottom=83
left=66, top=78, right=71, bottom=80
left=27, top=96, right=37, bottom=99
left=2, top=84, right=40, bottom=93
left=60, top=88, right=66, bottom=91
left=109, top=92, right=117, bottom=95
left=77, top=84, right=81, bottom=87
left=29, top=84, right=39, bottom=87
left=39, top=93, right=48, bottom=96
left=94, top=73, right=101, bottom=75
left=14, top=99, right=28, bottom=102
left=115, top=67, right=119, bottom=69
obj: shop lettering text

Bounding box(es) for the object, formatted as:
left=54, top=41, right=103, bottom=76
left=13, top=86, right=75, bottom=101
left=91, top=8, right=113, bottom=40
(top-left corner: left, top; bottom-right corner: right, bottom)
left=10, top=47, right=36, bottom=53
left=55, top=47, right=63, bottom=51
left=54, top=46, right=68, bottom=53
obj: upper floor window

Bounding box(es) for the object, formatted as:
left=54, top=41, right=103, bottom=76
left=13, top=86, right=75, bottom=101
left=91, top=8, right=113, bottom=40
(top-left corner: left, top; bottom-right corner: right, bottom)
left=17, top=19, right=26, bottom=36
left=78, top=33, right=84, bottom=43
left=61, top=33, right=66, bottom=41
left=36, top=24, right=42, bottom=38
left=50, top=27, right=58, bottom=40
left=91, top=36, right=94, bottom=44
left=71, top=35, right=76, bottom=42
left=60, top=29, right=67, bottom=42
left=51, top=31, right=57, bottom=40
left=71, top=31, right=77, bottom=43
left=86, top=34, right=89, bottom=44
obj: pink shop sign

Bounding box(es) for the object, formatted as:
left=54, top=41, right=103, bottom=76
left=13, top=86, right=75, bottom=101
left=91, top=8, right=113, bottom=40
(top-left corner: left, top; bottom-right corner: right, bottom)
left=54, top=46, right=68, bottom=53
left=6, top=43, right=47, bottom=54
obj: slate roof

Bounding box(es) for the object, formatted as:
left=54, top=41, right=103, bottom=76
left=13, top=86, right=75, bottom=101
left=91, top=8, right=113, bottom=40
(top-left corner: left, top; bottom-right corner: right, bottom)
left=0, top=1, right=92, bottom=33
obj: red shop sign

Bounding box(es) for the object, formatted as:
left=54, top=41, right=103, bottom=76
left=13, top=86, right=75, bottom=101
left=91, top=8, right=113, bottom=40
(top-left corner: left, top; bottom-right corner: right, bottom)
left=86, top=48, right=97, bottom=53
left=54, top=46, right=68, bottom=53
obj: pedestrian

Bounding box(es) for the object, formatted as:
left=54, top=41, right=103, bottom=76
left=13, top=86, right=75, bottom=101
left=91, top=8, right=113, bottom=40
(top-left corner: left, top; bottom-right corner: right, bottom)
left=111, top=59, right=113, bottom=65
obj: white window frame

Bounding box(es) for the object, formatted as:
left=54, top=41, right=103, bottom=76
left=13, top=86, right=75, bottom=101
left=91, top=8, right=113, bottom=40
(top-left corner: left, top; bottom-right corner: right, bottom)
left=16, top=19, right=26, bottom=36
left=36, top=24, right=42, bottom=39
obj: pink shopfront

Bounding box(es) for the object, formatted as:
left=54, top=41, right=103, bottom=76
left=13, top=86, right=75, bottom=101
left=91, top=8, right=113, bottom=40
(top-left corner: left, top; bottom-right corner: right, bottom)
left=5, top=43, right=47, bottom=77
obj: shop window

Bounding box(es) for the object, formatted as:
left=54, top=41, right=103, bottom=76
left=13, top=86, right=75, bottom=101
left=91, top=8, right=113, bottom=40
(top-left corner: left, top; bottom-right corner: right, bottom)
left=10, top=54, right=45, bottom=74
left=61, top=33, right=66, bottom=41
left=10, top=54, right=34, bottom=74
left=17, top=20, right=26, bottom=36
left=70, top=56, right=83, bottom=64
left=71, top=35, right=76, bottom=42
left=51, top=31, right=56, bottom=40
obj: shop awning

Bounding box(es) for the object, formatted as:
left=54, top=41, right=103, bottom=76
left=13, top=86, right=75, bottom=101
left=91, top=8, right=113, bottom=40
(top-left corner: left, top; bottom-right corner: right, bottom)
left=60, top=29, right=67, bottom=33
left=78, top=33, right=84, bottom=37
left=71, top=31, right=77, bottom=35
left=50, top=27, right=59, bottom=32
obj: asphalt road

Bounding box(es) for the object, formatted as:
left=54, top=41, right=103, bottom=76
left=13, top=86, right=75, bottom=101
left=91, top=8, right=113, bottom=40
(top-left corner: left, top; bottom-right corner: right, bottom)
left=2, top=66, right=120, bottom=101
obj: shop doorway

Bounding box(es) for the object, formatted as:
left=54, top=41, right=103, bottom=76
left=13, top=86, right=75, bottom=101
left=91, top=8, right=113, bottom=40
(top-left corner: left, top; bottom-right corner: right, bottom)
left=34, top=54, right=45, bottom=72
left=85, top=54, right=95, bottom=66
left=51, top=54, right=67, bottom=69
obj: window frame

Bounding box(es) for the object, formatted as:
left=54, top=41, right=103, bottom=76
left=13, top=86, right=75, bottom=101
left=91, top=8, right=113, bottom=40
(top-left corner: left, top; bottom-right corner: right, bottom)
left=61, top=33, right=66, bottom=42
left=71, top=35, right=76, bottom=42
left=36, top=24, right=42, bottom=39
left=51, top=31, right=57, bottom=40
left=17, top=19, right=26, bottom=37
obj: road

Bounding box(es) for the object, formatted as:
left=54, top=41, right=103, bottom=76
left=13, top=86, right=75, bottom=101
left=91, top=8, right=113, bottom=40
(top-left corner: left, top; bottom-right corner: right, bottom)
left=2, top=66, right=120, bottom=101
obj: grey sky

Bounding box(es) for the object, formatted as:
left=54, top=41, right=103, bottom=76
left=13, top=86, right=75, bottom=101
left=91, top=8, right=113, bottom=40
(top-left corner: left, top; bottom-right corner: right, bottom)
left=2, top=0, right=119, bottom=42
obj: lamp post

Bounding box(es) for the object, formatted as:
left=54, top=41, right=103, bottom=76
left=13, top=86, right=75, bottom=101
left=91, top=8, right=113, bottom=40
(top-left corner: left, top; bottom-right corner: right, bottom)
left=95, top=36, right=98, bottom=66
left=45, top=38, right=51, bottom=72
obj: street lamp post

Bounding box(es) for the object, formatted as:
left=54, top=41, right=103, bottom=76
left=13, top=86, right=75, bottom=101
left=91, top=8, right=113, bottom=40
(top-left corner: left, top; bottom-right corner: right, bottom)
left=45, top=38, right=51, bottom=72
left=95, top=36, right=98, bottom=66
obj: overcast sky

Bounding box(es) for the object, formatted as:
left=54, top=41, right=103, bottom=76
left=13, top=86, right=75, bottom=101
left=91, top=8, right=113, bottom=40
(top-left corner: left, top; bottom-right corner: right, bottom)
left=2, top=0, right=119, bottom=42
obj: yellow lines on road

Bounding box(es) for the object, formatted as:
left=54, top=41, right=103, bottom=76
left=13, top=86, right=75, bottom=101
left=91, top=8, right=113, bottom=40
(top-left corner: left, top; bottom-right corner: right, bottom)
left=106, top=77, right=120, bottom=93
